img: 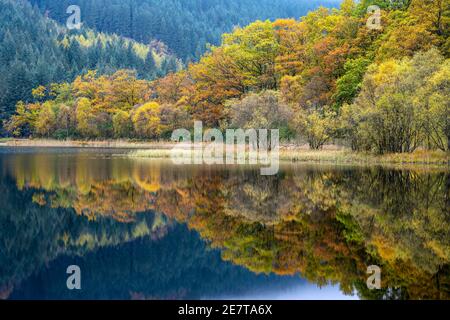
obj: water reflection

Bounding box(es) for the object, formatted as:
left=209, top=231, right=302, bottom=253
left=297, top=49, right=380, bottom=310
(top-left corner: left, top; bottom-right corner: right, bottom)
left=0, top=149, right=449, bottom=300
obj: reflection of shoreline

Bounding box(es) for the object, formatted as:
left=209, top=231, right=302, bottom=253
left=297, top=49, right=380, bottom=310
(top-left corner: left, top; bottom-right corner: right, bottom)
left=1, top=141, right=448, bottom=167
left=1, top=152, right=449, bottom=300
left=0, top=139, right=179, bottom=150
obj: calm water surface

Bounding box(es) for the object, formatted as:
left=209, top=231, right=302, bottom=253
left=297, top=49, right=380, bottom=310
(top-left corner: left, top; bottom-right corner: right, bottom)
left=0, top=148, right=448, bottom=300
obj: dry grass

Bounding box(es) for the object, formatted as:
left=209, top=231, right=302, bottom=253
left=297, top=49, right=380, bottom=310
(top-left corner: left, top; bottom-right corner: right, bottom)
left=0, top=139, right=177, bottom=149
left=279, top=149, right=449, bottom=165
left=129, top=147, right=449, bottom=167
left=0, top=138, right=13, bottom=143
left=2, top=139, right=448, bottom=167
left=129, top=149, right=174, bottom=158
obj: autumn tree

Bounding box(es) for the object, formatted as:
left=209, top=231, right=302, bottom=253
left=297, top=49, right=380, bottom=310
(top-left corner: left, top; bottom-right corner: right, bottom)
left=132, top=102, right=163, bottom=139
left=76, top=97, right=101, bottom=138
left=292, top=108, right=337, bottom=150
left=343, top=49, right=449, bottom=153
left=35, top=102, right=57, bottom=137
left=225, top=90, right=293, bottom=140
left=112, top=110, right=133, bottom=139
left=4, top=101, right=40, bottom=137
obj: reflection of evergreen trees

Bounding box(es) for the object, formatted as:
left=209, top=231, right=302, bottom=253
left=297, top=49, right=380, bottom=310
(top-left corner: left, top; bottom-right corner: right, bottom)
left=0, top=176, right=169, bottom=295
left=10, top=224, right=304, bottom=300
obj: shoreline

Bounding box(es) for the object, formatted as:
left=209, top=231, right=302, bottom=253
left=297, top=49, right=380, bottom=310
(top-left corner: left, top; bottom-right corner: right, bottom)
left=0, top=138, right=178, bottom=150
left=1, top=139, right=448, bottom=167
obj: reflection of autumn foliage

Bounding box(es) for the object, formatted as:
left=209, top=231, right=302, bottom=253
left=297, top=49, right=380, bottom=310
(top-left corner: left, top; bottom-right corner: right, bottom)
left=6, top=154, right=193, bottom=222
left=4, top=153, right=449, bottom=299
left=181, top=172, right=370, bottom=295
left=0, top=283, right=14, bottom=300
left=344, top=170, right=450, bottom=299
left=53, top=181, right=156, bottom=223
left=166, top=168, right=450, bottom=299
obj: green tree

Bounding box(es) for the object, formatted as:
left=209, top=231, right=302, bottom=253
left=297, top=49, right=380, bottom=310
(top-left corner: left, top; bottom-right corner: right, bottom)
left=292, top=108, right=337, bottom=150
left=113, top=110, right=133, bottom=139
left=343, top=49, right=449, bottom=153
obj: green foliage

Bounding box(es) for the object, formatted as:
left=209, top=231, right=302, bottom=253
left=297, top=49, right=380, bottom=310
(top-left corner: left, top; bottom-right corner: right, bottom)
left=112, top=111, right=133, bottom=139
left=291, top=109, right=338, bottom=150
left=336, top=211, right=365, bottom=244
left=334, top=58, right=372, bottom=107
left=341, top=49, right=449, bottom=153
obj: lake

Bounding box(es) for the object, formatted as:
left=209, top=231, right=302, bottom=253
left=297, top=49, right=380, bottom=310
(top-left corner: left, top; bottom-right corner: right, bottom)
left=0, top=148, right=448, bottom=300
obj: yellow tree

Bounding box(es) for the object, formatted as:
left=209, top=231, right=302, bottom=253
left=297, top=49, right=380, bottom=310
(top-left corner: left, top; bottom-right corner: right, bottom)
left=132, top=102, right=163, bottom=139
left=35, top=102, right=57, bottom=137
left=76, top=97, right=99, bottom=138
left=5, top=101, right=40, bottom=137
left=188, top=20, right=279, bottom=126
left=107, top=70, right=149, bottom=112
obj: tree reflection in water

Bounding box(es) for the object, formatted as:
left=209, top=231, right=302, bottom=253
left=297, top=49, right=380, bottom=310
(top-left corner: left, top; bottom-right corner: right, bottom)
left=0, top=151, right=449, bottom=299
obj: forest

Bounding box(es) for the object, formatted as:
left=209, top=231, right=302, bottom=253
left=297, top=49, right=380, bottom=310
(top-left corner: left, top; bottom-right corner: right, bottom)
left=27, top=0, right=341, bottom=61
left=0, top=0, right=337, bottom=136
left=0, top=0, right=181, bottom=130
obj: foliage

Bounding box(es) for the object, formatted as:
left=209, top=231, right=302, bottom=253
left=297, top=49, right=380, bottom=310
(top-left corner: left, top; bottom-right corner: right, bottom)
left=0, top=0, right=179, bottom=132
left=132, top=102, right=163, bottom=139
left=4, top=0, right=450, bottom=155
left=341, top=49, right=449, bottom=153
left=292, top=108, right=338, bottom=149
left=225, top=91, right=293, bottom=140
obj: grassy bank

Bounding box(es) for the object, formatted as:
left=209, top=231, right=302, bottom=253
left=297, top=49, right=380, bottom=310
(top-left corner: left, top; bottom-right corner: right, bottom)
left=279, top=149, right=449, bottom=166
left=0, top=138, right=13, bottom=143
left=1, top=139, right=448, bottom=167
left=0, top=138, right=177, bottom=149
left=129, top=148, right=449, bottom=167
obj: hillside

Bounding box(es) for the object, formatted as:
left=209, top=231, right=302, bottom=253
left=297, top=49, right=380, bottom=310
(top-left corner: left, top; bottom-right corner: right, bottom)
left=6, top=0, right=449, bottom=155
left=27, top=0, right=341, bottom=61
left=0, top=0, right=179, bottom=127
